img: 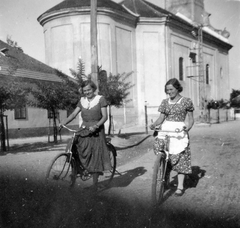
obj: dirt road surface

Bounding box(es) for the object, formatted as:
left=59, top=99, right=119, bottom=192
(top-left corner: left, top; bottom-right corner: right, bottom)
left=0, top=121, right=240, bottom=228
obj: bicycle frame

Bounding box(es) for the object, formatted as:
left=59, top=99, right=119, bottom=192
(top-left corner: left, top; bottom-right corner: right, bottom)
left=62, top=125, right=92, bottom=178
left=152, top=127, right=186, bottom=204
left=62, top=125, right=116, bottom=182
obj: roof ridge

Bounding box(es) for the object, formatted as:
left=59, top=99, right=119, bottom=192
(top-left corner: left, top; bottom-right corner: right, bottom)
left=0, top=40, right=57, bottom=74
left=38, top=0, right=131, bottom=20
left=141, top=0, right=166, bottom=16
left=122, top=4, right=140, bottom=17
left=120, top=0, right=168, bottom=18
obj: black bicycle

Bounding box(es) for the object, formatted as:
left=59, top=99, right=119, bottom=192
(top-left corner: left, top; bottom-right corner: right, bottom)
left=152, top=127, right=186, bottom=204
left=46, top=125, right=117, bottom=189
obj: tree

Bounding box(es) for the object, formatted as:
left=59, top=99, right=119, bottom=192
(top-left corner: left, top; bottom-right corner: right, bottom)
left=0, top=76, right=29, bottom=151
left=98, top=71, right=134, bottom=135
left=69, top=57, right=91, bottom=94
left=28, top=70, right=79, bottom=143
left=69, top=57, right=89, bottom=83
left=69, top=58, right=134, bottom=135
left=6, top=35, right=23, bottom=52
left=230, top=89, right=240, bottom=108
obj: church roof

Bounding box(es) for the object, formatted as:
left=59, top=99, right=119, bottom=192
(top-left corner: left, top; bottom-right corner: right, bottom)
left=39, top=0, right=130, bottom=18
left=120, top=0, right=169, bottom=17
left=38, top=0, right=171, bottom=21
left=37, top=0, right=232, bottom=48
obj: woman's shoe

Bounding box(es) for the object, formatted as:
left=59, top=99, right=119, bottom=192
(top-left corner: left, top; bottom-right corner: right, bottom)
left=174, top=188, right=184, bottom=196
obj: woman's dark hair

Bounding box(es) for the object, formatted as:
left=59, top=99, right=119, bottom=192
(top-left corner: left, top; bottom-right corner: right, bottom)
left=165, top=78, right=183, bottom=93
left=80, top=80, right=97, bottom=92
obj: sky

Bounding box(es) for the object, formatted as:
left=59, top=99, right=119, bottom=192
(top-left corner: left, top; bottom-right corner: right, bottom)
left=0, top=0, right=240, bottom=89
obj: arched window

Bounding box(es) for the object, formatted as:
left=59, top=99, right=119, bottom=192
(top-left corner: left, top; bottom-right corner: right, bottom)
left=179, top=57, right=184, bottom=81
left=206, top=64, right=209, bottom=84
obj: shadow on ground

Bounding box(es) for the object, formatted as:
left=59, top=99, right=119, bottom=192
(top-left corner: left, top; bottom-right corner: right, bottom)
left=1, top=170, right=239, bottom=228
left=109, top=166, right=147, bottom=188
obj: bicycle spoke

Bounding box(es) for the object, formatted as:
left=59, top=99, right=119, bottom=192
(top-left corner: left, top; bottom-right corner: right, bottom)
left=152, top=154, right=165, bottom=204
left=46, top=153, right=76, bottom=187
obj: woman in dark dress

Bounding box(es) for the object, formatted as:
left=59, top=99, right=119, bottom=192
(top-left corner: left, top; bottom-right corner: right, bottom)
left=60, top=80, right=111, bottom=189
left=150, top=78, right=194, bottom=196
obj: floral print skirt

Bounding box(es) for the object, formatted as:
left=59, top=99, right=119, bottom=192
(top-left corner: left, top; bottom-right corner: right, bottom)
left=169, top=147, right=192, bottom=174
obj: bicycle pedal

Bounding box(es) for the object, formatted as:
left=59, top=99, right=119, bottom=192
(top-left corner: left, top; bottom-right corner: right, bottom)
left=53, top=175, right=59, bottom=180
left=83, top=170, right=91, bottom=177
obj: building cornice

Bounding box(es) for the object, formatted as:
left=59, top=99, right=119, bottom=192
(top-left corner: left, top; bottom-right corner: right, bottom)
left=137, top=16, right=168, bottom=25
left=168, top=15, right=233, bottom=51
left=38, top=7, right=137, bottom=28
left=203, top=32, right=232, bottom=51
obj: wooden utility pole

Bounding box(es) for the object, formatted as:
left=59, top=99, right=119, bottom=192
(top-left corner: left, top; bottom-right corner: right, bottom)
left=198, top=25, right=207, bottom=121
left=90, top=0, right=98, bottom=90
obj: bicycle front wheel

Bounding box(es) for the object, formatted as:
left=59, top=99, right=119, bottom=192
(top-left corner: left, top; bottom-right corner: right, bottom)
left=152, top=153, right=165, bottom=204
left=46, top=153, right=76, bottom=187
left=98, top=143, right=117, bottom=187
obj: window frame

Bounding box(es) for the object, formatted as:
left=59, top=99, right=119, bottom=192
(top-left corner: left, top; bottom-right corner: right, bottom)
left=14, top=106, right=27, bottom=120
left=47, top=109, right=59, bottom=119
left=206, top=64, right=210, bottom=84
left=179, top=57, right=184, bottom=81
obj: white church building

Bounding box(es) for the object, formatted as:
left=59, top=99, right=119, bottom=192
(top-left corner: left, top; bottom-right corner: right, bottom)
left=38, top=0, right=232, bottom=129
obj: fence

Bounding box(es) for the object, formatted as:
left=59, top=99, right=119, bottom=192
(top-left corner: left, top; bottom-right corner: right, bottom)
left=144, top=106, right=237, bottom=130
left=205, top=108, right=235, bottom=124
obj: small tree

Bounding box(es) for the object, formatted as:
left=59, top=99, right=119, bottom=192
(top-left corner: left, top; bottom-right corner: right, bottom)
left=69, top=58, right=134, bottom=135
left=0, top=77, right=29, bottom=151
left=69, top=57, right=90, bottom=88
left=28, top=70, right=79, bottom=143
left=206, top=98, right=230, bottom=123
left=7, top=35, right=23, bottom=52
left=99, top=71, right=134, bottom=135
left=230, top=89, right=240, bottom=108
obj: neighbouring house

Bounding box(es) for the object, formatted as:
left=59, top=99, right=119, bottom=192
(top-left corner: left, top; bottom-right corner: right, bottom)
left=37, top=0, right=233, bottom=130
left=0, top=40, right=79, bottom=139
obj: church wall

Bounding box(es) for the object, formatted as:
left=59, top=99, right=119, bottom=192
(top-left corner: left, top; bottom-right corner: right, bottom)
left=40, top=6, right=231, bottom=130
left=167, top=24, right=231, bottom=120
left=42, top=13, right=138, bottom=130
left=135, top=24, right=167, bottom=125
left=216, top=51, right=231, bottom=99
left=202, top=45, right=216, bottom=101
left=110, top=24, right=139, bottom=129
left=42, top=13, right=136, bottom=75
left=168, top=32, right=200, bottom=109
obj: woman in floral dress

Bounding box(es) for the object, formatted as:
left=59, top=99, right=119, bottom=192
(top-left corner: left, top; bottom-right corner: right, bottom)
left=60, top=80, right=111, bottom=190
left=150, top=78, right=194, bottom=196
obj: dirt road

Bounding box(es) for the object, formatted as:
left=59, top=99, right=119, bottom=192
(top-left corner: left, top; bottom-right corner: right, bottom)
left=0, top=121, right=240, bottom=228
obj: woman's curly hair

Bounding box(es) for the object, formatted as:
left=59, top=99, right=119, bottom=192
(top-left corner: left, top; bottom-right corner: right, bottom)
left=165, top=78, right=183, bottom=93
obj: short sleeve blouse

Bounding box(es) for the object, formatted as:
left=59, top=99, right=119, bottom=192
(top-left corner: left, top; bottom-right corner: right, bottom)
left=158, top=97, right=194, bottom=122
left=77, top=95, right=108, bottom=123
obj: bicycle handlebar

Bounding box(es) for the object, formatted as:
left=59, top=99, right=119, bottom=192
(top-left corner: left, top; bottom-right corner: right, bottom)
left=153, top=126, right=187, bottom=133
left=59, top=125, right=89, bottom=133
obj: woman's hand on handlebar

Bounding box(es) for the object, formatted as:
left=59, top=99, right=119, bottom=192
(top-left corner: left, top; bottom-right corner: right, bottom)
left=89, top=125, right=98, bottom=132
left=59, top=123, right=63, bottom=131
left=175, top=126, right=188, bottom=133
left=149, top=124, right=161, bottom=130
left=149, top=124, right=155, bottom=130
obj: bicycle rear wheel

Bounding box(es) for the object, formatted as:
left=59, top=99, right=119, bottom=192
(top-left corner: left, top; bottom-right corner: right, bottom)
left=46, top=153, right=76, bottom=187
left=152, top=153, right=165, bottom=204
left=98, top=143, right=117, bottom=187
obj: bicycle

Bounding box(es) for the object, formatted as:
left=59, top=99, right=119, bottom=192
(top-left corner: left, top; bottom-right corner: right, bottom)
left=45, top=125, right=117, bottom=190
left=151, top=127, right=186, bottom=204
